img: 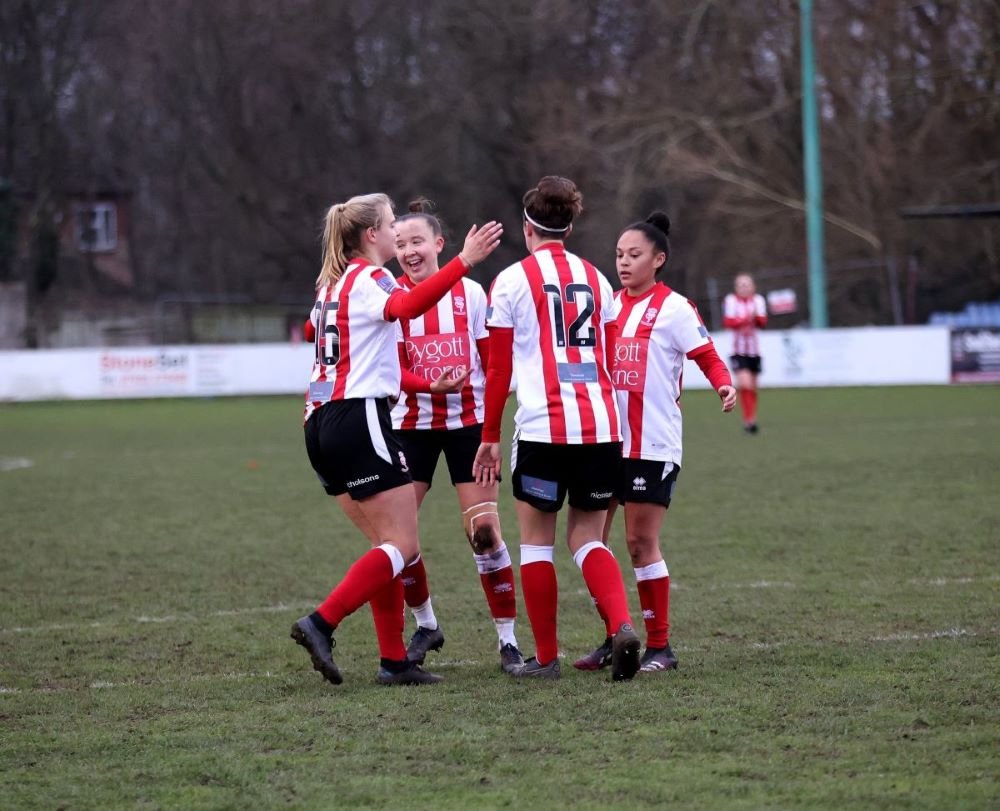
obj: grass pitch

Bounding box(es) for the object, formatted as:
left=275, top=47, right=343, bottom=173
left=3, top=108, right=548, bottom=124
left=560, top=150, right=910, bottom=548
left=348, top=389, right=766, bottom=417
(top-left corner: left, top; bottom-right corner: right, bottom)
left=1, top=386, right=998, bottom=809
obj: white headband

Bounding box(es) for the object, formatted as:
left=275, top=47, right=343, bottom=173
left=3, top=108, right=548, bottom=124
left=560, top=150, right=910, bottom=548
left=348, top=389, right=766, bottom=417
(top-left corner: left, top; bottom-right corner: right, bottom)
left=523, top=209, right=571, bottom=233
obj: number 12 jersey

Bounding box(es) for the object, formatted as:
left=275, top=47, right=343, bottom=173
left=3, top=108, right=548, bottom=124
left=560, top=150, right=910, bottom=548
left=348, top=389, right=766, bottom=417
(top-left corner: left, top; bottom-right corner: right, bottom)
left=486, top=244, right=620, bottom=445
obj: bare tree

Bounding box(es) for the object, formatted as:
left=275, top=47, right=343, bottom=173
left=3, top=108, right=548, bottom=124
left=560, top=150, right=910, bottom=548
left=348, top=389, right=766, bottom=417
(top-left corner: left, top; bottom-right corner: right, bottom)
left=3, top=0, right=996, bottom=336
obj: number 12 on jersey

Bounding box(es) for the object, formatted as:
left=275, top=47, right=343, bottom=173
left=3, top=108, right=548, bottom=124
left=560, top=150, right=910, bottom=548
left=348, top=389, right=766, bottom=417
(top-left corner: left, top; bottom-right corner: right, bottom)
left=542, top=282, right=596, bottom=348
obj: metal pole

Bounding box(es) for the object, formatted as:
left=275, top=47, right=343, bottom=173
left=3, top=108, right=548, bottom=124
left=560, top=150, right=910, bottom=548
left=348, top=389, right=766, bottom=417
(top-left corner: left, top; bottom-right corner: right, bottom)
left=706, top=275, right=721, bottom=331
left=800, top=0, right=828, bottom=328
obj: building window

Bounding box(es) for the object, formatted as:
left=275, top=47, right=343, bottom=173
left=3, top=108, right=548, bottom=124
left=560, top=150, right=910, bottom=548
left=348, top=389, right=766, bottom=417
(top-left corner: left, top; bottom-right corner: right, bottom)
left=74, top=203, right=117, bottom=252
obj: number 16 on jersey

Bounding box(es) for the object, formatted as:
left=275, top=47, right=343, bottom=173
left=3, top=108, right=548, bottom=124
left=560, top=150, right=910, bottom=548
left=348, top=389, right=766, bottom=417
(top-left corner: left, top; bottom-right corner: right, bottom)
left=315, top=301, right=341, bottom=366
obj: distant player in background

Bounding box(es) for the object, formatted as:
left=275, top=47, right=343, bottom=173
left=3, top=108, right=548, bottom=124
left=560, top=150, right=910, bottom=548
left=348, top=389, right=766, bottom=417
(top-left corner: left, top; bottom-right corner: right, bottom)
left=723, top=273, right=767, bottom=433
left=390, top=199, right=524, bottom=675
left=290, top=192, right=502, bottom=687
left=574, top=212, right=736, bottom=674
left=474, top=175, right=641, bottom=682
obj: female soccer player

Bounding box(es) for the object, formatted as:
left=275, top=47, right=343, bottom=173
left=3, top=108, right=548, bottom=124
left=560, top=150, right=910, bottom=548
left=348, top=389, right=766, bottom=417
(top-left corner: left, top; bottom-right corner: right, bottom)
left=389, top=200, right=524, bottom=675
left=573, top=212, right=736, bottom=674
left=290, top=192, right=502, bottom=686
left=723, top=273, right=768, bottom=433
left=473, top=176, right=641, bottom=682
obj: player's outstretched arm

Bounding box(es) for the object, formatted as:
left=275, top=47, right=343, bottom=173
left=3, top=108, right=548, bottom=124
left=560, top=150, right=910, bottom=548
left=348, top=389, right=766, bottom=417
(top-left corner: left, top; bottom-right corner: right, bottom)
left=384, top=222, right=503, bottom=322
left=688, top=343, right=736, bottom=412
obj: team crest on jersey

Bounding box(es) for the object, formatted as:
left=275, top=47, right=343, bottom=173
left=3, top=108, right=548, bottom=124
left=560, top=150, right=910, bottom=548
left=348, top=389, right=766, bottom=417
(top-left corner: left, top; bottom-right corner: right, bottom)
left=453, top=296, right=466, bottom=315
left=642, top=307, right=658, bottom=325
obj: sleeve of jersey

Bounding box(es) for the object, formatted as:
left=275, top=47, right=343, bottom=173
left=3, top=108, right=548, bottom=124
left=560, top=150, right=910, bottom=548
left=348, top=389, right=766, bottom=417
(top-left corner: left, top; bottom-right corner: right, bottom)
left=603, top=321, right=618, bottom=372
left=397, top=341, right=433, bottom=394
left=383, top=256, right=469, bottom=321
left=476, top=337, right=490, bottom=371
left=676, top=301, right=713, bottom=353
left=723, top=316, right=749, bottom=329
left=481, top=327, right=514, bottom=443
left=471, top=284, right=489, bottom=340
left=688, top=343, right=733, bottom=391
left=485, top=270, right=515, bottom=329
left=400, top=368, right=434, bottom=394
left=601, top=274, right=621, bottom=320
left=303, top=317, right=315, bottom=343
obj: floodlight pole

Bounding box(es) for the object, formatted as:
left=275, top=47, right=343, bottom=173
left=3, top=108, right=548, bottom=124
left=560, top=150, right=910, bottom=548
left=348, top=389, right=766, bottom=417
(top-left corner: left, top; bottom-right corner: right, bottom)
left=800, top=0, right=828, bottom=328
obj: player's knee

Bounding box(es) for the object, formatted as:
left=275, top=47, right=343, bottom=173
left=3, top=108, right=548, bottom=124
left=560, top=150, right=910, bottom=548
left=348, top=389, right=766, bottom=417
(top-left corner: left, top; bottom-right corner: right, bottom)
left=390, top=537, right=420, bottom=565
left=462, top=501, right=501, bottom=553
left=625, top=535, right=658, bottom=564
left=469, top=518, right=501, bottom=554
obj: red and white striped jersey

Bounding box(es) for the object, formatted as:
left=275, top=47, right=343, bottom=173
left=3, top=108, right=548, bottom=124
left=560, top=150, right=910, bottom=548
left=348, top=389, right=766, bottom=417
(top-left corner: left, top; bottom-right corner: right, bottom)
left=723, top=293, right=767, bottom=356
left=487, top=244, right=620, bottom=445
left=303, top=258, right=403, bottom=422
left=614, top=283, right=712, bottom=464
left=392, top=276, right=488, bottom=430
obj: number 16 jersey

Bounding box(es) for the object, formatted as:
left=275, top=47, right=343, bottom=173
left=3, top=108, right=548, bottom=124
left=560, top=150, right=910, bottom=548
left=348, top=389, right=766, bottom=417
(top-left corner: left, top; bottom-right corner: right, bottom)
left=486, top=243, right=620, bottom=445
left=303, top=258, right=402, bottom=423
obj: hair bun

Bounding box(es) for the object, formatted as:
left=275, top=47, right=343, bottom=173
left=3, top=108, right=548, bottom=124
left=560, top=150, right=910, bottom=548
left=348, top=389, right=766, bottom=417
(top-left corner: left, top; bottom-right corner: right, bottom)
left=537, top=175, right=572, bottom=196
left=646, top=210, right=670, bottom=236
left=523, top=175, right=584, bottom=230
left=538, top=176, right=583, bottom=209
left=408, top=197, right=435, bottom=214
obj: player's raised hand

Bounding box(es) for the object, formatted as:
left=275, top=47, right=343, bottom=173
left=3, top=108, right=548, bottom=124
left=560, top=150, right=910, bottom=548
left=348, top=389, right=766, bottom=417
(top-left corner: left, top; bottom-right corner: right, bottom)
left=459, top=221, right=504, bottom=267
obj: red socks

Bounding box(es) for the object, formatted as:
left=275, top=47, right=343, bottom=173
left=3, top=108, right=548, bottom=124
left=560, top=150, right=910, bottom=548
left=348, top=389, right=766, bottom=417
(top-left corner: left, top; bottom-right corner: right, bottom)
left=574, top=542, right=632, bottom=631
left=369, top=575, right=407, bottom=661
left=739, top=388, right=758, bottom=425
left=634, top=560, right=670, bottom=649
left=401, top=554, right=430, bottom=608
left=481, top=568, right=517, bottom=620
left=315, top=543, right=405, bottom=628
left=474, top=543, right=517, bottom=621
left=521, top=542, right=636, bottom=665
left=404, top=545, right=518, bottom=625
left=520, top=545, right=559, bottom=665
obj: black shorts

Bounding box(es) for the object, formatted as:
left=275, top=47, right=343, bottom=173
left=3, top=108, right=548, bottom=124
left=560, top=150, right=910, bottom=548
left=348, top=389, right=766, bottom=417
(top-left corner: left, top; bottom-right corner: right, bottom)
left=304, top=398, right=412, bottom=500
left=615, top=459, right=681, bottom=507
left=730, top=354, right=762, bottom=374
left=396, top=424, right=483, bottom=488
left=512, top=440, right=622, bottom=512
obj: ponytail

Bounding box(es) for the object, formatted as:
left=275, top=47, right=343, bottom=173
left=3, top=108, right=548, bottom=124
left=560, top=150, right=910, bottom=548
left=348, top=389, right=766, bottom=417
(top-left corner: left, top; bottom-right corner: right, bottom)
left=316, top=193, right=394, bottom=287
left=318, top=203, right=348, bottom=287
